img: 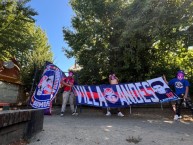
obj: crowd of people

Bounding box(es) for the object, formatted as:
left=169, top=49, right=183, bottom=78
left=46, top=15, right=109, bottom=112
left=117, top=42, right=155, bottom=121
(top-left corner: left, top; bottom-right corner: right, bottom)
left=60, top=70, right=193, bottom=120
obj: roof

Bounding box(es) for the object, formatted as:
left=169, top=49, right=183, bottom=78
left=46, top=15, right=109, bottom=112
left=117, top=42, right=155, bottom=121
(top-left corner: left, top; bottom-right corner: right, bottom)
left=69, top=63, right=82, bottom=72
left=0, top=59, right=21, bottom=84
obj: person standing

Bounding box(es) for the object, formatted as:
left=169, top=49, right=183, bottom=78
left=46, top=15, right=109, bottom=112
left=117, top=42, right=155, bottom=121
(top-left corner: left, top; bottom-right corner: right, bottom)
left=106, top=72, right=124, bottom=117
left=60, top=71, right=76, bottom=116
left=163, top=70, right=193, bottom=120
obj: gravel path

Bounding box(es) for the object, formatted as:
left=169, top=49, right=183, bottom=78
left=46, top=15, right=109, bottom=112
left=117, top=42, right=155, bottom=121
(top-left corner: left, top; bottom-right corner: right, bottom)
left=29, top=107, right=193, bottom=145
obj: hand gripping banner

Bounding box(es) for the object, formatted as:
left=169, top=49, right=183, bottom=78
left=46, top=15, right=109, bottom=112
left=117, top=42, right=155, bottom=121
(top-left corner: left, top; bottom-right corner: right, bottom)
left=73, top=77, right=179, bottom=108
left=30, top=62, right=63, bottom=114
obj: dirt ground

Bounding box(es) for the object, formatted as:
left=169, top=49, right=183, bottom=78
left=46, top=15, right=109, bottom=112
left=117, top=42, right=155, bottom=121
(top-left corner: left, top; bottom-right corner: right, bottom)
left=28, top=106, right=193, bottom=145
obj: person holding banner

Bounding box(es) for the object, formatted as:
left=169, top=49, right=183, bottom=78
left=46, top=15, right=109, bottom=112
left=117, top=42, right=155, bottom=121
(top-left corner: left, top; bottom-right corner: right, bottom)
left=60, top=71, right=76, bottom=116
left=163, top=70, right=193, bottom=120
left=106, top=72, right=124, bottom=117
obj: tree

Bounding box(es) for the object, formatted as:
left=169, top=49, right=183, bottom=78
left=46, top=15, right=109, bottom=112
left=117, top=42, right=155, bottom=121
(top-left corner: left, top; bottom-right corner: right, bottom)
left=21, top=25, right=53, bottom=91
left=0, top=0, right=37, bottom=60
left=118, top=0, right=193, bottom=80
left=0, top=0, right=53, bottom=92
left=63, top=0, right=193, bottom=85
left=63, top=0, right=129, bottom=84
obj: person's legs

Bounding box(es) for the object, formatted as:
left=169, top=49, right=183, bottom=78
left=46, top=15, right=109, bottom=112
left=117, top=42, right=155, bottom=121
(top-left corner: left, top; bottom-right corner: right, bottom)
left=69, top=92, right=75, bottom=114
left=170, top=101, right=176, bottom=113
left=117, top=108, right=124, bottom=117
left=106, top=107, right=111, bottom=116
left=61, top=91, right=70, bottom=116
left=174, top=95, right=183, bottom=120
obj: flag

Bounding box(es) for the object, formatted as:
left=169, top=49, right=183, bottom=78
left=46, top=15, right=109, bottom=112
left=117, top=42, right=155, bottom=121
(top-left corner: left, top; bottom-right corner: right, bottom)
left=30, top=62, right=63, bottom=114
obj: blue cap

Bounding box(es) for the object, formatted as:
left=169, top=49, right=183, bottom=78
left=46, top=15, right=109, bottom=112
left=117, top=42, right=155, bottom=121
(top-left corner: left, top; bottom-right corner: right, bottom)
left=177, top=70, right=185, bottom=75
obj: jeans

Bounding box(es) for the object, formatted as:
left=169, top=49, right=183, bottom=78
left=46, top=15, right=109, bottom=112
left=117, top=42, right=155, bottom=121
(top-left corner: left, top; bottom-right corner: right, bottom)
left=61, top=91, right=75, bottom=113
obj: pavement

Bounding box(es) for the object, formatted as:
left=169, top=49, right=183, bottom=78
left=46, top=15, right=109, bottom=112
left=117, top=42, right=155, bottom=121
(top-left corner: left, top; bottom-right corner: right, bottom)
left=29, top=106, right=193, bottom=145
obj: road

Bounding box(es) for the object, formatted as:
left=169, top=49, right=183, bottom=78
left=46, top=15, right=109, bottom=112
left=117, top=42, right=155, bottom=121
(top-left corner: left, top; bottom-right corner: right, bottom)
left=29, top=106, right=193, bottom=145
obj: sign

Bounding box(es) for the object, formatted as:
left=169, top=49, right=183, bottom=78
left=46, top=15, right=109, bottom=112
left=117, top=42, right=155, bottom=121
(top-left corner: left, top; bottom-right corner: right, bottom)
left=73, top=77, right=178, bottom=108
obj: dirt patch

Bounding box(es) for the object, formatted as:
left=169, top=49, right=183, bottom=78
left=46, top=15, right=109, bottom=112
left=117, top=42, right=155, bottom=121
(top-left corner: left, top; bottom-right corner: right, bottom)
left=8, top=139, right=28, bottom=145
left=126, top=136, right=142, bottom=144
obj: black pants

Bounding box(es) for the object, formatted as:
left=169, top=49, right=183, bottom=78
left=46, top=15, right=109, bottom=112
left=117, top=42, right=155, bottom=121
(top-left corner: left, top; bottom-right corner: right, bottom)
left=175, top=94, right=193, bottom=116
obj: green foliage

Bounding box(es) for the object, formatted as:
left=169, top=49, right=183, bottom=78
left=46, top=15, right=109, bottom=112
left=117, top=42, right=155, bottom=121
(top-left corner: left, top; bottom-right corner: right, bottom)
left=0, top=0, right=37, bottom=60
left=64, top=0, right=193, bottom=88
left=0, top=0, right=53, bottom=92
left=21, top=25, right=53, bottom=91
left=119, top=0, right=193, bottom=80
left=64, top=0, right=129, bottom=84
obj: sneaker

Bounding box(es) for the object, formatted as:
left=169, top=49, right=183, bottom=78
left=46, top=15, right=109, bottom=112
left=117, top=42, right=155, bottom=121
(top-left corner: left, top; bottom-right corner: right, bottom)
left=174, top=115, right=178, bottom=120
left=72, top=112, right=78, bottom=116
left=60, top=113, right=64, bottom=117
left=191, top=115, right=193, bottom=121
left=117, top=112, right=124, bottom=117
left=178, top=115, right=182, bottom=119
left=106, top=111, right=111, bottom=116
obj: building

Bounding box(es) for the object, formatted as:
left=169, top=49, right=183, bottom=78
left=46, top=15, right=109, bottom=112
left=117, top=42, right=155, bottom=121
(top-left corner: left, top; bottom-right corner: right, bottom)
left=0, top=58, right=21, bottom=104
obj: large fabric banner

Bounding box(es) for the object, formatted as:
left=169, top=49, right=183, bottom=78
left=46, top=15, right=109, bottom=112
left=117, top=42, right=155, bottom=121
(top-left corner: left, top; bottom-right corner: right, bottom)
left=73, top=77, right=179, bottom=108
left=30, top=62, right=63, bottom=112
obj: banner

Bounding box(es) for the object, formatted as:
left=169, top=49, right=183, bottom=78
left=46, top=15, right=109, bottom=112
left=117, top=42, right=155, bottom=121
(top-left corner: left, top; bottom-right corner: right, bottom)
left=73, top=77, right=179, bottom=108
left=30, top=63, right=63, bottom=112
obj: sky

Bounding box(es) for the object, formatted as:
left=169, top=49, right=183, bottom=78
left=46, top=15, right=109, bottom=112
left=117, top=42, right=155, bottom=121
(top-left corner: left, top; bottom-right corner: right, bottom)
left=28, top=0, right=75, bottom=72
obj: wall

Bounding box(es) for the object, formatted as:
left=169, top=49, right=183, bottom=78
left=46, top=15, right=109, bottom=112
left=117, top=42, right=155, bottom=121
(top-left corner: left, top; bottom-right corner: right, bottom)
left=0, top=109, right=44, bottom=145
left=0, top=81, right=19, bottom=103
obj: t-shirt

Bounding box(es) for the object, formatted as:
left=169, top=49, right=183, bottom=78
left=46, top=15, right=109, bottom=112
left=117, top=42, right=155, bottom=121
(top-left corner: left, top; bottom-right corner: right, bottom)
left=63, top=76, right=74, bottom=91
left=168, top=78, right=190, bottom=95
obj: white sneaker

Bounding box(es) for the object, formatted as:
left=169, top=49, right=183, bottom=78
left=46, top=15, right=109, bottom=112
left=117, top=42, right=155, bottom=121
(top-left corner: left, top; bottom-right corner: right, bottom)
left=117, top=112, right=124, bottom=117
left=106, top=111, right=111, bottom=116
left=178, top=115, right=182, bottom=119
left=174, top=115, right=178, bottom=120
left=60, top=113, right=64, bottom=117
left=72, top=112, right=78, bottom=116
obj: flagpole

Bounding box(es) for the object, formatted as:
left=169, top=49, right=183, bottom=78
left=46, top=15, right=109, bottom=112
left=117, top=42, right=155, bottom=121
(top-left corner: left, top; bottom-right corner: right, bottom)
left=27, top=63, right=38, bottom=108
left=27, top=62, right=47, bottom=108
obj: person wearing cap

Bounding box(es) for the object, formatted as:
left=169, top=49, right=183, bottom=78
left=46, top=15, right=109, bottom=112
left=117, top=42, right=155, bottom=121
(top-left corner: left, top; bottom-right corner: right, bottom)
left=60, top=71, right=76, bottom=116
left=163, top=70, right=193, bottom=120
left=106, top=72, right=124, bottom=117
